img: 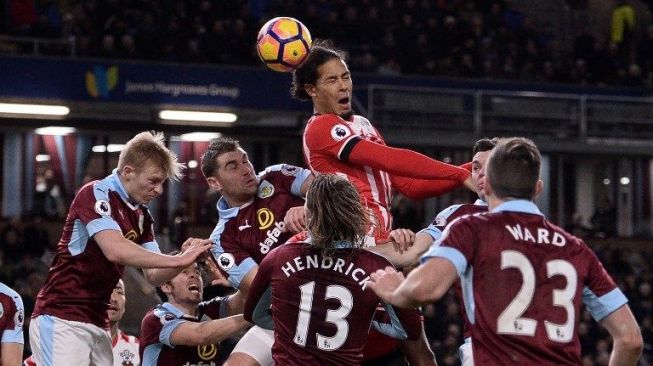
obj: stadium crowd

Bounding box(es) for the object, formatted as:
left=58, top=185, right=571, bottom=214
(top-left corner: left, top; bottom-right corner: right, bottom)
left=3, top=0, right=653, bottom=87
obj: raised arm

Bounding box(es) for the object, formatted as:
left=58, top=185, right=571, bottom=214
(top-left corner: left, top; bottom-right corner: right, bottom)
left=94, top=230, right=211, bottom=286
left=369, top=257, right=458, bottom=308
left=347, top=138, right=470, bottom=182
left=169, top=315, right=250, bottom=346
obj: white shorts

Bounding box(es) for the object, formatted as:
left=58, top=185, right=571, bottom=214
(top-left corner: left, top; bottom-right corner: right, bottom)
left=30, top=315, right=113, bottom=366
left=458, top=337, right=474, bottom=366
left=231, top=325, right=274, bottom=366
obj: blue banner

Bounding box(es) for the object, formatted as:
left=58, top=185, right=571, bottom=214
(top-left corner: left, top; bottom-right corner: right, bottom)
left=0, top=55, right=647, bottom=112
left=0, top=56, right=306, bottom=110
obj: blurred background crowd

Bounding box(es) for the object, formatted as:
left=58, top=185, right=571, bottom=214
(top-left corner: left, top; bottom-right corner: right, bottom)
left=2, top=0, right=653, bottom=87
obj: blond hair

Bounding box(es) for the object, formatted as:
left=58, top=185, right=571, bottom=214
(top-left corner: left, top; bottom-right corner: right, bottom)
left=118, top=131, right=185, bottom=180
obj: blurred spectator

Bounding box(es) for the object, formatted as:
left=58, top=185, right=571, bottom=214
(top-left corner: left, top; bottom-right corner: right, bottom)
left=611, top=0, right=636, bottom=66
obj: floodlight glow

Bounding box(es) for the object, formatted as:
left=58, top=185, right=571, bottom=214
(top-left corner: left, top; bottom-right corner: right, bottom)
left=159, top=110, right=237, bottom=123
left=0, top=103, right=69, bottom=116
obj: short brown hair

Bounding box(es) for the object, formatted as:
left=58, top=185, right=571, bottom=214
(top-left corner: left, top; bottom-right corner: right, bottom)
left=486, top=137, right=540, bottom=199
left=200, top=137, right=241, bottom=178
left=306, top=174, right=369, bottom=255
left=291, top=39, right=347, bottom=101
left=472, top=137, right=498, bottom=155
left=118, top=131, right=184, bottom=180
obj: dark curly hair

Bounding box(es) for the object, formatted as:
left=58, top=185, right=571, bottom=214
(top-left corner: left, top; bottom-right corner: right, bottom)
left=290, top=39, right=347, bottom=101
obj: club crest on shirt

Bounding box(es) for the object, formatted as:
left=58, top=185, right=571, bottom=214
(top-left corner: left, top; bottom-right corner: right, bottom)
left=160, top=312, right=176, bottom=325
left=119, top=349, right=136, bottom=365
left=257, top=180, right=275, bottom=199
left=217, top=253, right=235, bottom=271
left=256, top=208, right=275, bottom=230
left=95, top=200, right=111, bottom=216
left=14, top=308, right=24, bottom=327
left=330, top=124, right=351, bottom=141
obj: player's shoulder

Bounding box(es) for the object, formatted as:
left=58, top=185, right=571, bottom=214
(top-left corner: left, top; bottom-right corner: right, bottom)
left=0, top=282, right=21, bottom=300
left=119, top=330, right=139, bottom=345
left=359, top=247, right=394, bottom=267
left=259, top=164, right=306, bottom=180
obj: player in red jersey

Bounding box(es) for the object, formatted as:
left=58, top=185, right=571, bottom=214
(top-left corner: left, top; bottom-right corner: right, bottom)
left=293, top=39, right=472, bottom=242
left=369, top=137, right=643, bottom=365
left=200, top=137, right=314, bottom=366
left=139, top=251, right=249, bottom=366
left=292, top=39, right=471, bottom=364
left=244, top=174, right=422, bottom=366
left=0, top=282, right=24, bottom=366
left=30, top=132, right=211, bottom=366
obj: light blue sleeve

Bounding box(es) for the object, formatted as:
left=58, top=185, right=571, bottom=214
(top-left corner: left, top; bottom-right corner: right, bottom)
left=583, top=287, right=628, bottom=321
left=370, top=302, right=408, bottom=340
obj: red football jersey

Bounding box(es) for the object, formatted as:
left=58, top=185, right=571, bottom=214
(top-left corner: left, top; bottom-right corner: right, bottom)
left=303, top=114, right=393, bottom=240
left=431, top=200, right=627, bottom=365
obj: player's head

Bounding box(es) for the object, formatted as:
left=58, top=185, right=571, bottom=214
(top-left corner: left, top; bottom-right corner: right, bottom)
left=117, top=131, right=184, bottom=204
left=471, top=138, right=498, bottom=200
left=108, top=279, right=126, bottom=324
left=305, top=174, right=369, bottom=253
left=291, top=40, right=352, bottom=118
left=201, top=137, right=259, bottom=206
left=485, top=137, right=541, bottom=200
left=156, top=251, right=204, bottom=305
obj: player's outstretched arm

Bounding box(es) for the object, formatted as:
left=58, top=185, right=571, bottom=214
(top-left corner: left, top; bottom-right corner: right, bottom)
left=347, top=139, right=471, bottom=182
left=601, top=305, right=642, bottom=366
left=369, top=258, right=458, bottom=308
left=95, top=230, right=211, bottom=285
left=369, top=232, right=433, bottom=268
left=1, top=342, right=23, bottom=366
left=169, top=315, right=250, bottom=346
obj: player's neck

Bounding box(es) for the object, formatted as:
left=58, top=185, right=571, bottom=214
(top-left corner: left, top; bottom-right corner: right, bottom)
left=224, top=195, right=254, bottom=209
left=486, top=195, right=506, bottom=211
left=110, top=322, right=119, bottom=342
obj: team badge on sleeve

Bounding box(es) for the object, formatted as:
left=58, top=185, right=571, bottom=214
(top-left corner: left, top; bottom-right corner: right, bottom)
left=217, top=253, right=235, bottom=271
left=330, top=124, right=351, bottom=141
left=160, top=312, right=176, bottom=325
left=94, top=200, right=112, bottom=216
left=15, top=309, right=24, bottom=327
left=435, top=217, right=447, bottom=227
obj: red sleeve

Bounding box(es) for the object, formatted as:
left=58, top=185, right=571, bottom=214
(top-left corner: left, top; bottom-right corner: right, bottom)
left=347, top=139, right=470, bottom=182
left=391, top=176, right=464, bottom=200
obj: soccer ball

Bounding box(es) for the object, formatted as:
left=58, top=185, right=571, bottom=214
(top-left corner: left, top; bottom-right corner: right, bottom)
left=256, top=17, right=312, bottom=72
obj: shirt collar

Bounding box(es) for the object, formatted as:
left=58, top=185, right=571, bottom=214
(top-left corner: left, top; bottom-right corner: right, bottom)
left=473, top=198, right=488, bottom=206
left=491, top=199, right=543, bottom=216
left=161, top=302, right=198, bottom=320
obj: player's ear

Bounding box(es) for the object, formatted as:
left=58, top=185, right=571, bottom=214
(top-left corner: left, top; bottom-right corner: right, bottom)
left=533, top=179, right=544, bottom=198
left=206, top=176, right=222, bottom=191
left=121, top=165, right=136, bottom=180
left=304, top=83, right=317, bottom=98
